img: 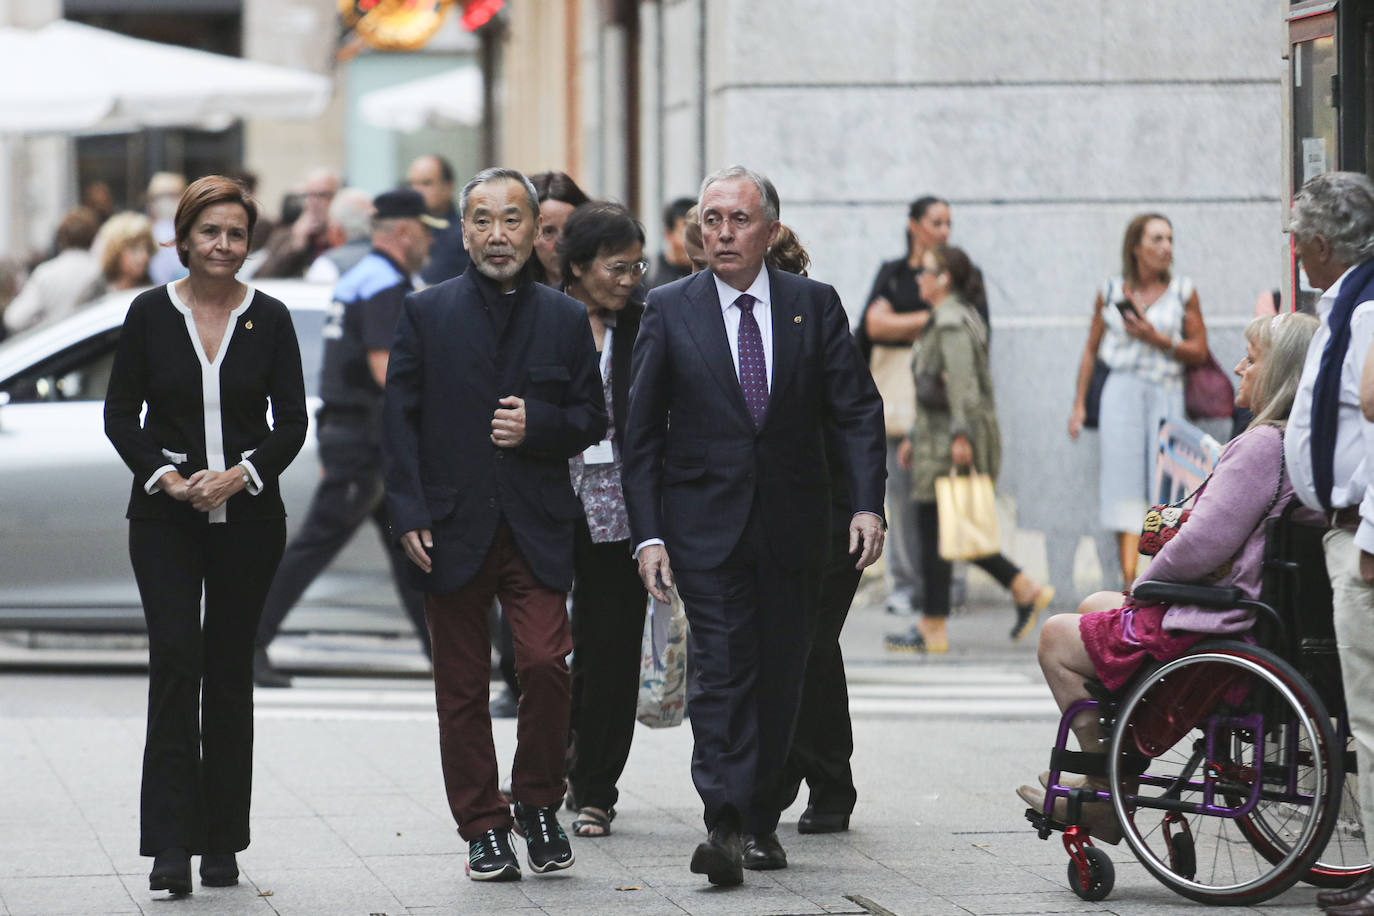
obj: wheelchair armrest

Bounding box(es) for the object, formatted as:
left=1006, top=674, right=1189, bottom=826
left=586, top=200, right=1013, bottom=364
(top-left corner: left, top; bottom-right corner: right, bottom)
left=1132, top=581, right=1287, bottom=644
left=1132, top=580, right=1244, bottom=608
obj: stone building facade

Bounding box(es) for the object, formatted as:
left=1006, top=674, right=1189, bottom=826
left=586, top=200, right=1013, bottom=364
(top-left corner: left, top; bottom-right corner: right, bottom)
left=497, top=0, right=1286, bottom=596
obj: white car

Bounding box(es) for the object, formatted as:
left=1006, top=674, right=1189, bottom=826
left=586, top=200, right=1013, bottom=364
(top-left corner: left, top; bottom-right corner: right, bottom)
left=0, top=281, right=397, bottom=632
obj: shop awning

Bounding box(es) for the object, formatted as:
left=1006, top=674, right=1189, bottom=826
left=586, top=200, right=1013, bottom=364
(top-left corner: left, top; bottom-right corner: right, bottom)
left=357, top=64, right=482, bottom=132
left=0, top=20, right=331, bottom=135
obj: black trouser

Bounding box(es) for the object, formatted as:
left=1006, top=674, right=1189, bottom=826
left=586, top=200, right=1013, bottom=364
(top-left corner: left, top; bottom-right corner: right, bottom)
left=915, top=499, right=1020, bottom=618
left=130, top=517, right=285, bottom=856
left=778, top=530, right=862, bottom=817
left=567, top=522, right=647, bottom=812
left=675, top=508, right=820, bottom=836
left=255, top=425, right=430, bottom=657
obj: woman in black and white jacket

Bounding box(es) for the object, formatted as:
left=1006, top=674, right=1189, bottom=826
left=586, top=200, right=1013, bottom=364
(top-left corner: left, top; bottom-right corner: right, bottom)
left=104, top=175, right=307, bottom=896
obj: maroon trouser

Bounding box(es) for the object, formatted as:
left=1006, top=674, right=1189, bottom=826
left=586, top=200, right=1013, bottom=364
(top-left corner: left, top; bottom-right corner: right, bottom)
left=425, top=524, right=572, bottom=841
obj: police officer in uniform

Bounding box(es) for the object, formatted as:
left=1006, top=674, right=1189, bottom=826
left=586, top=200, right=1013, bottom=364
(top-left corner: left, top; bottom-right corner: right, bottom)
left=253, top=189, right=446, bottom=687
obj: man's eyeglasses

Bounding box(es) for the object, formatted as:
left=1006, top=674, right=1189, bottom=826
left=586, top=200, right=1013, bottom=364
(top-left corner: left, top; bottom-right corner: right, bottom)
left=598, top=259, right=648, bottom=280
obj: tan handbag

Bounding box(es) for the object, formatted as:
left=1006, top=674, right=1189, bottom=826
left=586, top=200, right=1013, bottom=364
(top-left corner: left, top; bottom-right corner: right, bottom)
left=935, top=468, right=1001, bottom=561
left=869, top=344, right=916, bottom=437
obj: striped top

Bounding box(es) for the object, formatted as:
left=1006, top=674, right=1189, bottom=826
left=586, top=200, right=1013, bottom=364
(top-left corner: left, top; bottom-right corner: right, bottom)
left=1097, top=275, right=1191, bottom=387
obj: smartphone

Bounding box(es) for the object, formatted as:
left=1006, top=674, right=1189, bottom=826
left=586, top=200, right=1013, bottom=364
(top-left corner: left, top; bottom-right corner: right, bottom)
left=1115, top=299, right=1142, bottom=321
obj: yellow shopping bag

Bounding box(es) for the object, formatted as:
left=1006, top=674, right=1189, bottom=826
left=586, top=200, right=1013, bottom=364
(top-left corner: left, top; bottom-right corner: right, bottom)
left=935, top=469, right=1001, bottom=561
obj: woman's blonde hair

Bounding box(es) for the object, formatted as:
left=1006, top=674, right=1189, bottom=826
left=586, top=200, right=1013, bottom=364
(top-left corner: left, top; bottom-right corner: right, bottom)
left=1245, top=312, right=1319, bottom=429
left=94, top=211, right=156, bottom=283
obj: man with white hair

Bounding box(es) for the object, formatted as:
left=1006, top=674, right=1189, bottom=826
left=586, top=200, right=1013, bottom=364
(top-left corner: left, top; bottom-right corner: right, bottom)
left=622, top=165, right=886, bottom=886
left=1284, top=170, right=1374, bottom=916
left=305, top=187, right=376, bottom=286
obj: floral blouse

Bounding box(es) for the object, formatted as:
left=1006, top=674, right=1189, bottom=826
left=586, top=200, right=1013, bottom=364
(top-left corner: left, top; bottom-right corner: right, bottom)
left=568, top=333, right=630, bottom=543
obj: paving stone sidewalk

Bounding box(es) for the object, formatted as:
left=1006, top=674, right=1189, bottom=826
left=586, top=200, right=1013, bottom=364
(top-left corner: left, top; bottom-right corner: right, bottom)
left=0, top=598, right=1332, bottom=915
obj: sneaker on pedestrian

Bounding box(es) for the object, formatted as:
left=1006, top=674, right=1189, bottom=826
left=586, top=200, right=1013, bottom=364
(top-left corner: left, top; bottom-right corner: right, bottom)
left=883, top=626, right=926, bottom=653
left=466, top=827, right=521, bottom=881
left=883, top=592, right=917, bottom=616
left=513, top=802, right=575, bottom=873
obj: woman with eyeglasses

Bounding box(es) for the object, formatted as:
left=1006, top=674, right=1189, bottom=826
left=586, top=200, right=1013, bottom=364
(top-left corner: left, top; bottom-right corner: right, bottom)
left=555, top=201, right=650, bottom=839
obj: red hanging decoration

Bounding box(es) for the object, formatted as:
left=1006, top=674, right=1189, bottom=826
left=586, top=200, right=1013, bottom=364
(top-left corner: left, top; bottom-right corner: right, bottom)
left=460, top=0, right=504, bottom=31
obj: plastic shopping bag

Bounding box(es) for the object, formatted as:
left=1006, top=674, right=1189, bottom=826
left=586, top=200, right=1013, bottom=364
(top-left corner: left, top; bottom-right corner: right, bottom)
left=635, top=585, right=687, bottom=729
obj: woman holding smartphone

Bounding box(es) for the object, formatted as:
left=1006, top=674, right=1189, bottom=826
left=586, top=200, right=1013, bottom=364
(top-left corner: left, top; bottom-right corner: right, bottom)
left=1066, top=213, right=1210, bottom=587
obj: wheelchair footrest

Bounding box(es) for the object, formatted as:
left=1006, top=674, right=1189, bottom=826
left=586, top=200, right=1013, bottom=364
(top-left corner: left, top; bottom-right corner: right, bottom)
left=1026, top=806, right=1061, bottom=841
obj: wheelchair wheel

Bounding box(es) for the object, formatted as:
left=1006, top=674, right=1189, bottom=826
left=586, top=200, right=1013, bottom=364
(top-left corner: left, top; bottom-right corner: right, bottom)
left=1067, top=846, right=1114, bottom=901
left=1107, top=643, right=1341, bottom=906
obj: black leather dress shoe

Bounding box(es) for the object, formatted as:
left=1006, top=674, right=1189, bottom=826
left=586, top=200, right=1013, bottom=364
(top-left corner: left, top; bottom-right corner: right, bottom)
left=797, top=806, right=850, bottom=834
left=742, top=831, right=787, bottom=870
left=1327, top=884, right=1374, bottom=915
left=1319, top=873, right=1374, bottom=910
left=689, top=824, right=743, bottom=886
left=200, top=853, right=239, bottom=887
left=149, top=847, right=192, bottom=895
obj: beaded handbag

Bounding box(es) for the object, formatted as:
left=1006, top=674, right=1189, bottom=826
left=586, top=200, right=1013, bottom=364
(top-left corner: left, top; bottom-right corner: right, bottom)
left=1139, top=432, right=1285, bottom=560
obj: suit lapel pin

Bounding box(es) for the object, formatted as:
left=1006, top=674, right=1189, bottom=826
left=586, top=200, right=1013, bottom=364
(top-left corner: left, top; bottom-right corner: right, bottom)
left=793, top=315, right=802, bottom=324
left=244, top=320, right=254, bottom=330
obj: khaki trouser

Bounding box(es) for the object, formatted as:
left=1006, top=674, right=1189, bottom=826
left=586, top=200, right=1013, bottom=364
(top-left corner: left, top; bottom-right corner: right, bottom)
left=1325, top=526, right=1374, bottom=860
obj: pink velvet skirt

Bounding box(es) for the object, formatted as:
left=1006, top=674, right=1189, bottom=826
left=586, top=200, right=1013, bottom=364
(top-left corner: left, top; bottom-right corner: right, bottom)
left=1079, top=602, right=1206, bottom=692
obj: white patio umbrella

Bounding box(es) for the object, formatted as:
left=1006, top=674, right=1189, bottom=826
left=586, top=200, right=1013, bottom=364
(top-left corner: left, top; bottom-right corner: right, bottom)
left=358, top=65, right=482, bottom=133
left=0, top=20, right=331, bottom=135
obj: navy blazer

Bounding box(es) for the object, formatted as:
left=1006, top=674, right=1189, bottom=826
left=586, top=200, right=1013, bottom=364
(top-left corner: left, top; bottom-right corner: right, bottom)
left=607, top=302, right=643, bottom=445
left=382, top=268, right=607, bottom=594
left=622, top=266, right=885, bottom=571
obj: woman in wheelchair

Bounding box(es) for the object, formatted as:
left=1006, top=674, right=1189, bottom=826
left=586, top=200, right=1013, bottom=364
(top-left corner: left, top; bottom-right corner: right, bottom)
left=1018, top=312, right=1318, bottom=844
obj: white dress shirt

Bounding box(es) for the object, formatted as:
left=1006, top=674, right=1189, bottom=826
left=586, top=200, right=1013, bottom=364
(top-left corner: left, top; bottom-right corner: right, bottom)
left=1284, top=264, right=1374, bottom=552
left=714, top=268, right=774, bottom=390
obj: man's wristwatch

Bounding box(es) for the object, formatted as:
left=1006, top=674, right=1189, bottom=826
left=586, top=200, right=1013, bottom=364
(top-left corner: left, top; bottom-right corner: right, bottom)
left=237, top=464, right=251, bottom=485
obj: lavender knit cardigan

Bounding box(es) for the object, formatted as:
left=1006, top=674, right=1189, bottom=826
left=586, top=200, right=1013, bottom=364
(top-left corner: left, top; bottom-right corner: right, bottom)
left=1134, top=424, right=1293, bottom=634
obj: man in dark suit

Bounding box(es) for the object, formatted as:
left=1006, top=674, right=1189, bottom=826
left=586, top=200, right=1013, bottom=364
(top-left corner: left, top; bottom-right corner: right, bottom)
left=622, top=165, right=886, bottom=886
left=407, top=153, right=471, bottom=285
left=383, top=167, right=607, bottom=883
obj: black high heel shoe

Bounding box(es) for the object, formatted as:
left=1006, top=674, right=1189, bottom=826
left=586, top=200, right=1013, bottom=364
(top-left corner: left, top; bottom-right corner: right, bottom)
left=199, top=852, right=239, bottom=886
left=149, top=847, right=192, bottom=895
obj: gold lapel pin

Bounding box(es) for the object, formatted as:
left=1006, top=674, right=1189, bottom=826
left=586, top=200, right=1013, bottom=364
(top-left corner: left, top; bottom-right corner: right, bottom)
left=793, top=315, right=802, bottom=324
left=244, top=320, right=254, bottom=330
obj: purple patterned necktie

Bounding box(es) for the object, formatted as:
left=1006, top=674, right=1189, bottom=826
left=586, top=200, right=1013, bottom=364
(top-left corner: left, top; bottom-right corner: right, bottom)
left=735, top=293, right=768, bottom=426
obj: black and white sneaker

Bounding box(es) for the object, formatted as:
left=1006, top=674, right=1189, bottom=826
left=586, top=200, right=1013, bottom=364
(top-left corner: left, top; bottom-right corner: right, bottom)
left=513, top=802, right=575, bottom=873
left=466, top=828, right=521, bottom=882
